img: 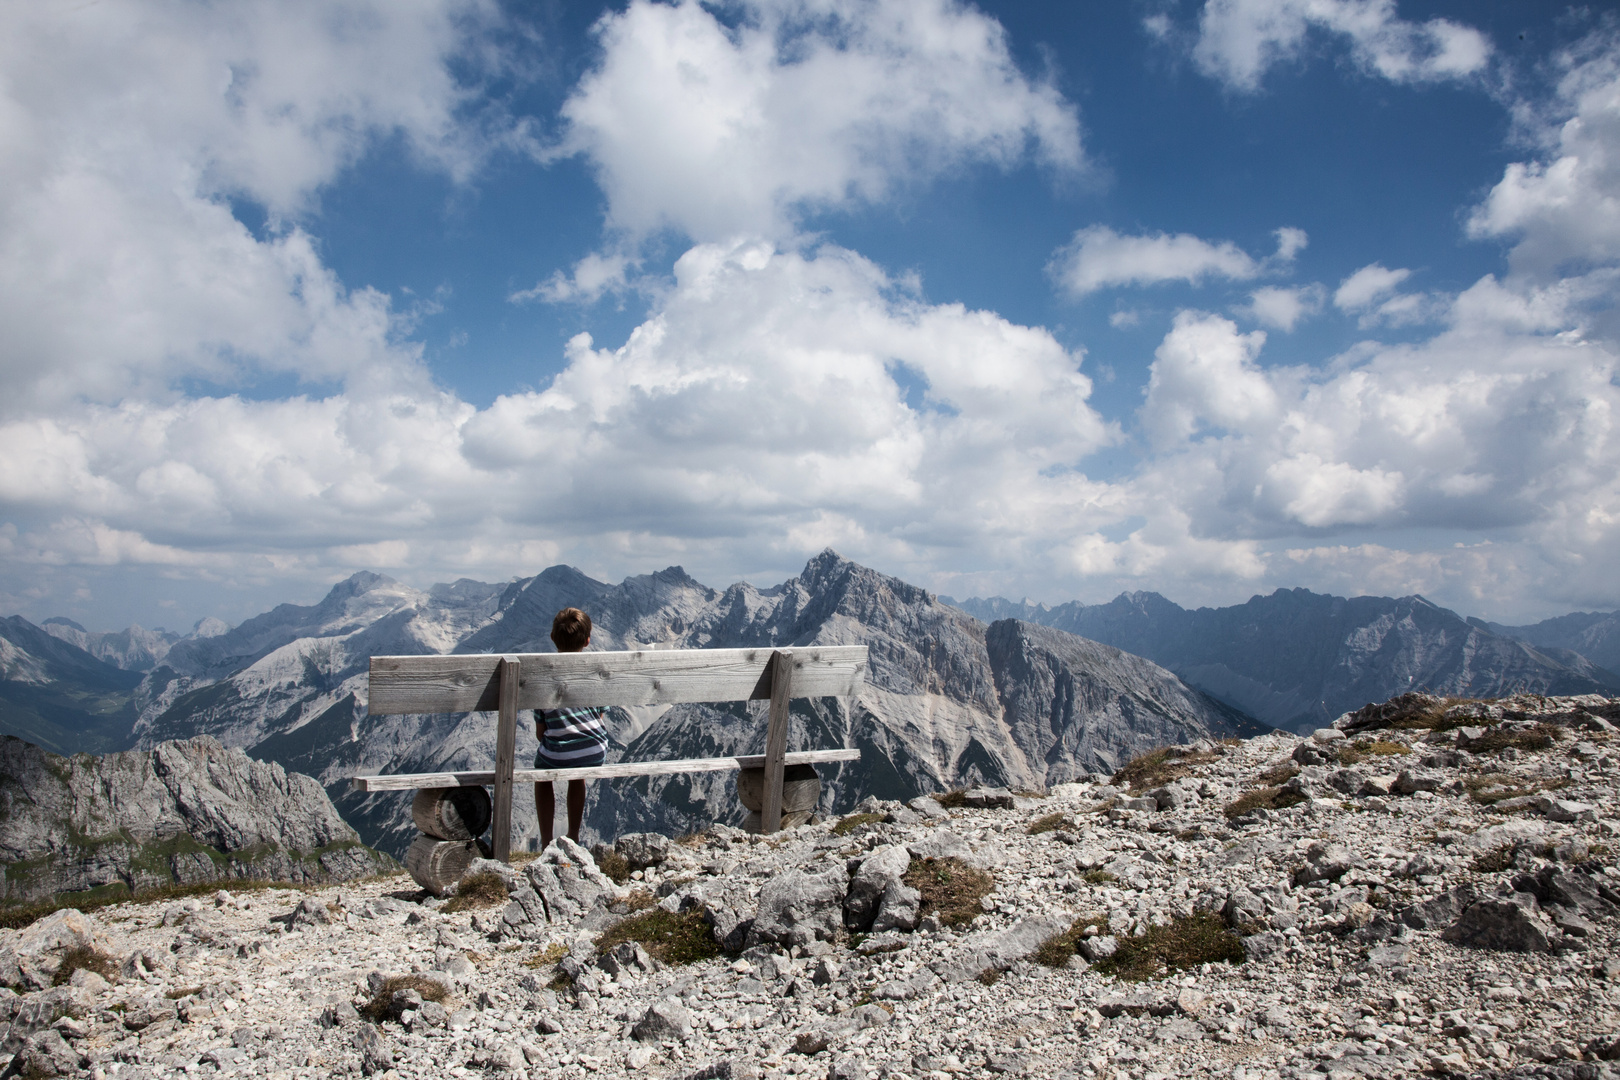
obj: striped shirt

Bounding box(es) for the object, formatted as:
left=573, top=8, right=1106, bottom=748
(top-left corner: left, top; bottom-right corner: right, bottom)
left=534, top=706, right=611, bottom=767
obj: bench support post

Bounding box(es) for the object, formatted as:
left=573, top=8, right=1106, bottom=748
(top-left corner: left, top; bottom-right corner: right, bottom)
left=492, top=655, right=520, bottom=862
left=762, top=649, right=794, bottom=833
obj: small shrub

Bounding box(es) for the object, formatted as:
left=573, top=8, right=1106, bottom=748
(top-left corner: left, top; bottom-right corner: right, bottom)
left=1026, top=813, right=1067, bottom=836
left=902, top=857, right=994, bottom=928
left=361, top=974, right=450, bottom=1022
left=52, top=945, right=118, bottom=987
left=1223, top=786, right=1306, bottom=820
left=1081, top=870, right=1117, bottom=885
left=597, top=850, right=631, bottom=885
left=1093, top=913, right=1244, bottom=982
left=595, top=910, right=720, bottom=965
left=442, top=871, right=508, bottom=913
left=623, top=889, right=657, bottom=913
left=976, top=967, right=1001, bottom=985
left=832, top=813, right=884, bottom=836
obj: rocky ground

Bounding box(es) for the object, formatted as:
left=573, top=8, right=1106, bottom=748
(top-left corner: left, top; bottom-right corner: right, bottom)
left=2, top=692, right=1619, bottom=1080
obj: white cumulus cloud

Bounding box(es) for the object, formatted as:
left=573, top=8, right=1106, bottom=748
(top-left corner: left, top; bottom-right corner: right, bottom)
left=552, top=0, right=1081, bottom=243
left=1050, top=225, right=1303, bottom=297
left=0, top=0, right=505, bottom=415
left=1192, top=0, right=1492, bottom=92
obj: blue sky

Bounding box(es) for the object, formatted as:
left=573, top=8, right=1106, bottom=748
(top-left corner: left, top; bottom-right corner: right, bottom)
left=2, top=0, right=1618, bottom=633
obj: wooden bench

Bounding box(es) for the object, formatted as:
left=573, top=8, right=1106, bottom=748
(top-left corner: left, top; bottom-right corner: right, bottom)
left=352, top=646, right=868, bottom=860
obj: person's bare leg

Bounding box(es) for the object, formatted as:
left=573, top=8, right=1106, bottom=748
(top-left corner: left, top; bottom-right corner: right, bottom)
left=566, top=779, right=586, bottom=842
left=536, top=781, right=555, bottom=848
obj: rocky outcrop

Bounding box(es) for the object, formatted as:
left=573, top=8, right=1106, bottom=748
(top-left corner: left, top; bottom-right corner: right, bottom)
left=0, top=736, right=391, bottom=903
left=1, top=690, right=1615, bottom=1079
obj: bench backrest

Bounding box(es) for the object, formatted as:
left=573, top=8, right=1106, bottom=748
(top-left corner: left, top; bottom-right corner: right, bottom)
left=362, top=645, right=868, bottom=856
left=366, top=645, right=868, bottom=714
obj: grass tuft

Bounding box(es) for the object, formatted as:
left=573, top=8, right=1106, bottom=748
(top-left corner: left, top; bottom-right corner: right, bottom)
left=441, top=871, right=508, bottom=913
left=52, top=945, right=118, bottom=987
left=1337, top=739, right=1412, bottom=765
left=1032, top=916, right=1106, bottom=968
left=1081, top=870, right=1117, bottom=885
left=595, top=909, right=721, bottom=965
left=523, top=942, right=570, bottom=969
left=596, top=849, right=631, bottom=885
left=1223, top=786, right=1307, bottom=820
left=1255, top=762, right=1299, bottom=786
left=1093, top=913, right=1245, bottom=982
left=832, top=813, right=884, bottom=836
left=360, top=974, right=450, bottom=1023
left=1026, top=813, right=1067, bottom=836
left=1468, top=723, right=1561, bottom=755
left=1471, top=845, right=1517, bottom=874
left=902, top=857, right=993, bottom=928
left=934, top=792, right=968, bottom=809
left=1112, top=747, right=1220, bottom=793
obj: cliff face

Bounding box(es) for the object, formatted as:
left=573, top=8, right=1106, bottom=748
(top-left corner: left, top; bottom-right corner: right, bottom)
left=953, top=588, right=1620, bottom=733
left=0, top=735, right=391, bottom=904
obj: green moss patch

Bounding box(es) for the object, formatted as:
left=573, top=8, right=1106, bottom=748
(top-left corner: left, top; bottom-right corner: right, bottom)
left=596, top=909, right=721, bottom=965
left=1093, top=914, right=1245, bottom=982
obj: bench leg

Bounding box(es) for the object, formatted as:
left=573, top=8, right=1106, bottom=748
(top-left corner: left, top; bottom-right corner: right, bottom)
left=762, top=649, right=794, bottom=833
left=492, top=654, right=520, bottom=862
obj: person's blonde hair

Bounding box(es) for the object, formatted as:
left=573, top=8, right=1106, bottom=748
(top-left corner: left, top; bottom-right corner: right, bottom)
left=550, top=607, right=592, bottom=652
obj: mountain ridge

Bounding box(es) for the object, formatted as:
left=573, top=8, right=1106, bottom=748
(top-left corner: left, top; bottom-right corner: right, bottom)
left=946, top=587, right=1620, bottom=732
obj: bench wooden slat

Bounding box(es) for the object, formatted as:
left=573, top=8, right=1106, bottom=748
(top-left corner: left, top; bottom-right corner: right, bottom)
left=366, top=646, right=867, bottom=716
left=349, top=747, right=862, bottom=792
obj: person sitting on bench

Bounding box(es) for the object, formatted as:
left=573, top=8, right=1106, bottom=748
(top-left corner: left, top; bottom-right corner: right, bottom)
left=534, top=607, right=611, bottom=845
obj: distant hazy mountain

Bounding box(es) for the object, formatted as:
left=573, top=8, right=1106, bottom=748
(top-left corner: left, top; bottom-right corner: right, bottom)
left=946, top=589, right=1620, bottom=733
left=40, top=618, right=181, bottom=672
left=33, top=552, right=1255, bottom=857
left=0, top=616, right=142, bottom=755
left=1481, top=610, right=1620, bottom=675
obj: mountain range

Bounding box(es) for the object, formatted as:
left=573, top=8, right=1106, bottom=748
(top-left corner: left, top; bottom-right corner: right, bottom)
left=944, top=589, right=1620, bottom=732
left=3, top=554, right=1616, bottom=859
